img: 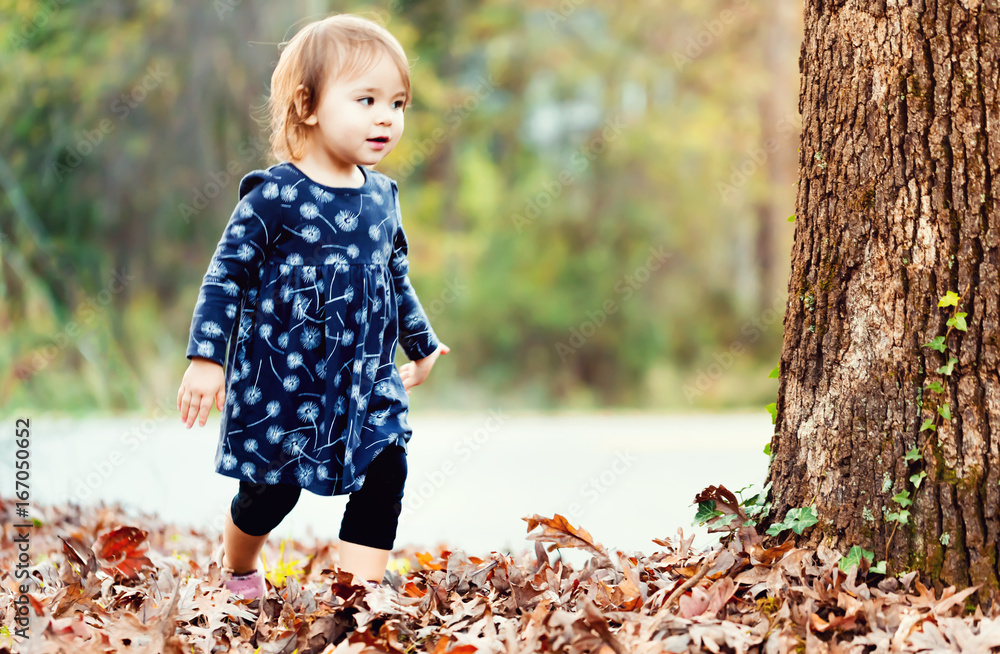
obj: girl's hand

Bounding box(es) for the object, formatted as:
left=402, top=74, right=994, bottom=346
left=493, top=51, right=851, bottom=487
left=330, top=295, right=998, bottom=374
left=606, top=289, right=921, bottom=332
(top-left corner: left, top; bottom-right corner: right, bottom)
left=399, top=343, right=450, bottom=394
left=177, top=357, right=226, bottom=428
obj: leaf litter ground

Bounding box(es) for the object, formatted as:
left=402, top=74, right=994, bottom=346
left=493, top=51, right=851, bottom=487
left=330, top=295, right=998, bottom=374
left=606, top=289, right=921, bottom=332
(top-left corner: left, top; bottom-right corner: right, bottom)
left=2, top=490, right=1000, bottom=653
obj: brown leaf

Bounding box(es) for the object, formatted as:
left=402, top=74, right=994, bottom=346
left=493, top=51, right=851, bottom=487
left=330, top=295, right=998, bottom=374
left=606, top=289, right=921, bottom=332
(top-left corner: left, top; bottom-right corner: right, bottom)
left=693, top=485, right=749, bottom=531
left=92, top=526, right=154, bottom=580
left=934, top=585, right=980, bottom=616
left=523, top=514, right=608, bottom=557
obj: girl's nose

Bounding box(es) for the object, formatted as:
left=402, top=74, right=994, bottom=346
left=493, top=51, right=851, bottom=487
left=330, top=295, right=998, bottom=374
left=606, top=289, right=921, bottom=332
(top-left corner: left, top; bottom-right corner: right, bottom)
left=377, top=105, right=394, bottom=125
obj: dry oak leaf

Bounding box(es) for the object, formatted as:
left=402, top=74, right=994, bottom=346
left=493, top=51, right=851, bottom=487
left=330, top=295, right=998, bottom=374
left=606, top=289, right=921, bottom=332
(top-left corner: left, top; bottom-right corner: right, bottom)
left=92, top=525, right=154, bottom=580
left=523, top=514, right=608, bottom=557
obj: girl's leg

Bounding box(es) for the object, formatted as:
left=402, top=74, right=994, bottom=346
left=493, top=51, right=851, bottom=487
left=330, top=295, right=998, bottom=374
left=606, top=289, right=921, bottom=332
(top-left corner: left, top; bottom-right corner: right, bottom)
left=338, top=444, right=407, bottom=582
left=225, top=480, right=301, bottom=573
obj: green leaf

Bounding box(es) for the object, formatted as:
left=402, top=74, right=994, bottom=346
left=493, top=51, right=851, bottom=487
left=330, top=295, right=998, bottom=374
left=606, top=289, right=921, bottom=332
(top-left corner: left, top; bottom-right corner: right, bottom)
left=768, top=364, right=780, bottom=379
left=924, top=336, right=947, bottom=353
left=766, top=402, right=777, bottom=425
left=765, top=505, right=818, bottom=537
left=765, top=522, right=785, bottom=537
left=904, top=447, right=923, bottom=462
left=885, top=510, right=911, bottom=524
left=938, top=291, right=960, bottom=307
left=920, top=418, right=937, bottom=432
left=910, top=471, right=928, bottom=488
left=694, top=500, right=721, bottom=525
left=870, top=560, right=887, bottom=574
left=946, top=312, right=968, bottom=331
left=892, top=490, right=913, bottom=508
left=787, top=506, right=819, bottom=534
left=763, top=442, right=772, bottom=456
left=937, top=403, right=952, bottom=420
left=787, top=214, right=796, bottom=222
left=925, top=380, right=945, bottom=393
left=838, top=545, right=875, bottom=573
left=937, top=357, right=958, bottom=376
left=714, top=514, right=738, bottom=528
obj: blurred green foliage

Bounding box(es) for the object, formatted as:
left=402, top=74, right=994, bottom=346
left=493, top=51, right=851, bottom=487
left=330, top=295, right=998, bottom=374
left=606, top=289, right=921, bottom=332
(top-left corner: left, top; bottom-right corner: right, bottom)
left=0, top=0, right=799, bottom=414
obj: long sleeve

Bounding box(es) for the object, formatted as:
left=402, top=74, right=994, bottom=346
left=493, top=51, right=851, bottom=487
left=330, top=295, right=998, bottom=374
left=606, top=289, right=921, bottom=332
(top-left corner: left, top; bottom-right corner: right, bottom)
left=186, top=173, right=280, bottom=367
left=389, top=180, right=441, bottom=361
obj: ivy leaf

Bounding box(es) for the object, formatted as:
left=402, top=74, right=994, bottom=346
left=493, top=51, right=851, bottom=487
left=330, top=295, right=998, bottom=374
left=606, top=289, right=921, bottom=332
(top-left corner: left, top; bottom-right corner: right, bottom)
left=787, top=506, right=819, bottom=534
left=766, top=402, right=777, bottom=425
left=938, top=291, right=960, bottom=307
left=920, top=418, right=937, bottom=432
left=910, top=471, right=928, bottom=488
left=714, top=514, right=738, bottom=528
left=923, top=336, right=947, bottom=353
left=937, top=357, right=958, bottom=376
left=946, top=312, right=968, bottom=332
left=765, top=506, right=818, bottom=537
left=763, top=442, right=772, bottom=456
left=904, top=447, right=923, bottom=462
left=870, top=560, right=887, bottom=574
left=892, top=490, right=913, bottom=508
left=693, top=500, right=722, bottom=525
left=925, top=380, right=945, bottom=393
left=787, top=214, right=796, bottom=222
left=838, top=545, right=875, bottom=573
left=768, top=364, right=780, bottom=379
left=937, top=403, right=952, bottom=420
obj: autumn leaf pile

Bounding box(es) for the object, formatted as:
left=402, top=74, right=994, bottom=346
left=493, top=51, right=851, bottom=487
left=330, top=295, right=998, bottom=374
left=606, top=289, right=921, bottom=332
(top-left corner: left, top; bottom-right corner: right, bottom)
left=3, top=491, right=1000, bottom=653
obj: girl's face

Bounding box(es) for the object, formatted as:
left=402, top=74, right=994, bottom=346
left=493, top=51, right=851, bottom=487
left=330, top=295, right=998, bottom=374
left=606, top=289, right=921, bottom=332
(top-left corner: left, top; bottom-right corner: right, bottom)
left=302, top=52, right=406, bottom=174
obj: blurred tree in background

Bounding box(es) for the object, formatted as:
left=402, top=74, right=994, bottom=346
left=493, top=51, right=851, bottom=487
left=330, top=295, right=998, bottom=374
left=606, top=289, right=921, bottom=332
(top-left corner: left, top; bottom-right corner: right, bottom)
left=0, top=0, right=801, bottom=414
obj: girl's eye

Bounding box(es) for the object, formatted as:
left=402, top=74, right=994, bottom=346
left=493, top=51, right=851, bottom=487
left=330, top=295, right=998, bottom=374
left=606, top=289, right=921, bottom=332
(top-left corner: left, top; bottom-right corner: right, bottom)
left=392, top=101, right=405, bottom=109
left=359, top=97, right=374, bottom=106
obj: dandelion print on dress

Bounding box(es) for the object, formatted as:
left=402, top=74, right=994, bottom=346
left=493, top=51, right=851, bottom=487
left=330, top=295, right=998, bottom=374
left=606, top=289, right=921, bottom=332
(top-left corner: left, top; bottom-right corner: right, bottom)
left=186, top=163, right=439, bottom=495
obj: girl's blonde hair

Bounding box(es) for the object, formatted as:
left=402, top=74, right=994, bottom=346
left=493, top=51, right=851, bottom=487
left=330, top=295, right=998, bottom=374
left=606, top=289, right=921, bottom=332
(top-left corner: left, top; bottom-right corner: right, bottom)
left=268, top=14, right=412, bottom=163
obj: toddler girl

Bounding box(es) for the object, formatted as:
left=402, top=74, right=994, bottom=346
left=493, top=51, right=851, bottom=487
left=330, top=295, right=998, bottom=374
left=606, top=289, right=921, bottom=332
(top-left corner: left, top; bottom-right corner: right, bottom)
left=176, top=13, right=448, bottom=602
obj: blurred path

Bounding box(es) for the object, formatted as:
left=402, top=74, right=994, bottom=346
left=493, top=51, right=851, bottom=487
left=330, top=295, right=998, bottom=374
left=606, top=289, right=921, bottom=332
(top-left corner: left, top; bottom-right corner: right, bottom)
left=5, top=411, right=771, bottom=556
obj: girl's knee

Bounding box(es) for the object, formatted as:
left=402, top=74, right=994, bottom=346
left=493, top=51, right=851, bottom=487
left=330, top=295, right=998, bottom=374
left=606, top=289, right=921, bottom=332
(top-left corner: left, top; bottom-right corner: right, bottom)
left=368, top=444, right=407, bottom=499
left=231, top=480, right=301, bottom=535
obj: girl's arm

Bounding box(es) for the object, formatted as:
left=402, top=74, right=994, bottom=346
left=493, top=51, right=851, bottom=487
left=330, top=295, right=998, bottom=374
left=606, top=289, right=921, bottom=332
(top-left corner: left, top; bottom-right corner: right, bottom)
left=185, top=173, right=280, bottom=367
left=179, top=173, right=278, bottom=427
left=388, top=180, right=442, bottom=362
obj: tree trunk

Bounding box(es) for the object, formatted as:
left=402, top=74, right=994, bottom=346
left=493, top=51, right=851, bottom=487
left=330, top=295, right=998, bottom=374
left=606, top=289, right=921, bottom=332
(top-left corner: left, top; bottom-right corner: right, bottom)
left=767, top=0, right=1000, bottom=593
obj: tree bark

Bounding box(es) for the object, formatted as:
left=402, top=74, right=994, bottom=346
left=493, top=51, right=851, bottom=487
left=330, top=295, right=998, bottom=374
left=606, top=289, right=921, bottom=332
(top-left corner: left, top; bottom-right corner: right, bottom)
left=768, top=0, right=1000, bottom=592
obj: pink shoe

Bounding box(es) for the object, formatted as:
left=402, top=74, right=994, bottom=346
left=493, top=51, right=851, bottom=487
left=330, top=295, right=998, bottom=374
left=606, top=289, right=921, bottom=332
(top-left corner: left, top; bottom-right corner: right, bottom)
left=213, top=544, right=266, bottom=605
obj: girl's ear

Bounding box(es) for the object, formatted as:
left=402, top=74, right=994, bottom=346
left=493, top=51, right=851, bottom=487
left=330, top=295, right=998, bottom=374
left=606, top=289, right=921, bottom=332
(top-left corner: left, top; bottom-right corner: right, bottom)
left=293, top=84, right=318, bottom=125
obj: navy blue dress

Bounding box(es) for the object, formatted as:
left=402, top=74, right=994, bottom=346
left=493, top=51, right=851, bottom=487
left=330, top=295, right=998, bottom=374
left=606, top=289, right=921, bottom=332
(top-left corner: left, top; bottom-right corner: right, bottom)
left=186, top=162, right=440, bottom=496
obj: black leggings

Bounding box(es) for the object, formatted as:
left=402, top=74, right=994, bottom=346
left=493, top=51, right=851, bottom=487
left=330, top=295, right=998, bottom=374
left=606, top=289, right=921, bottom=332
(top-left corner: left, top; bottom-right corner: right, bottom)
left=229, top=444, right=407, bottom=550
